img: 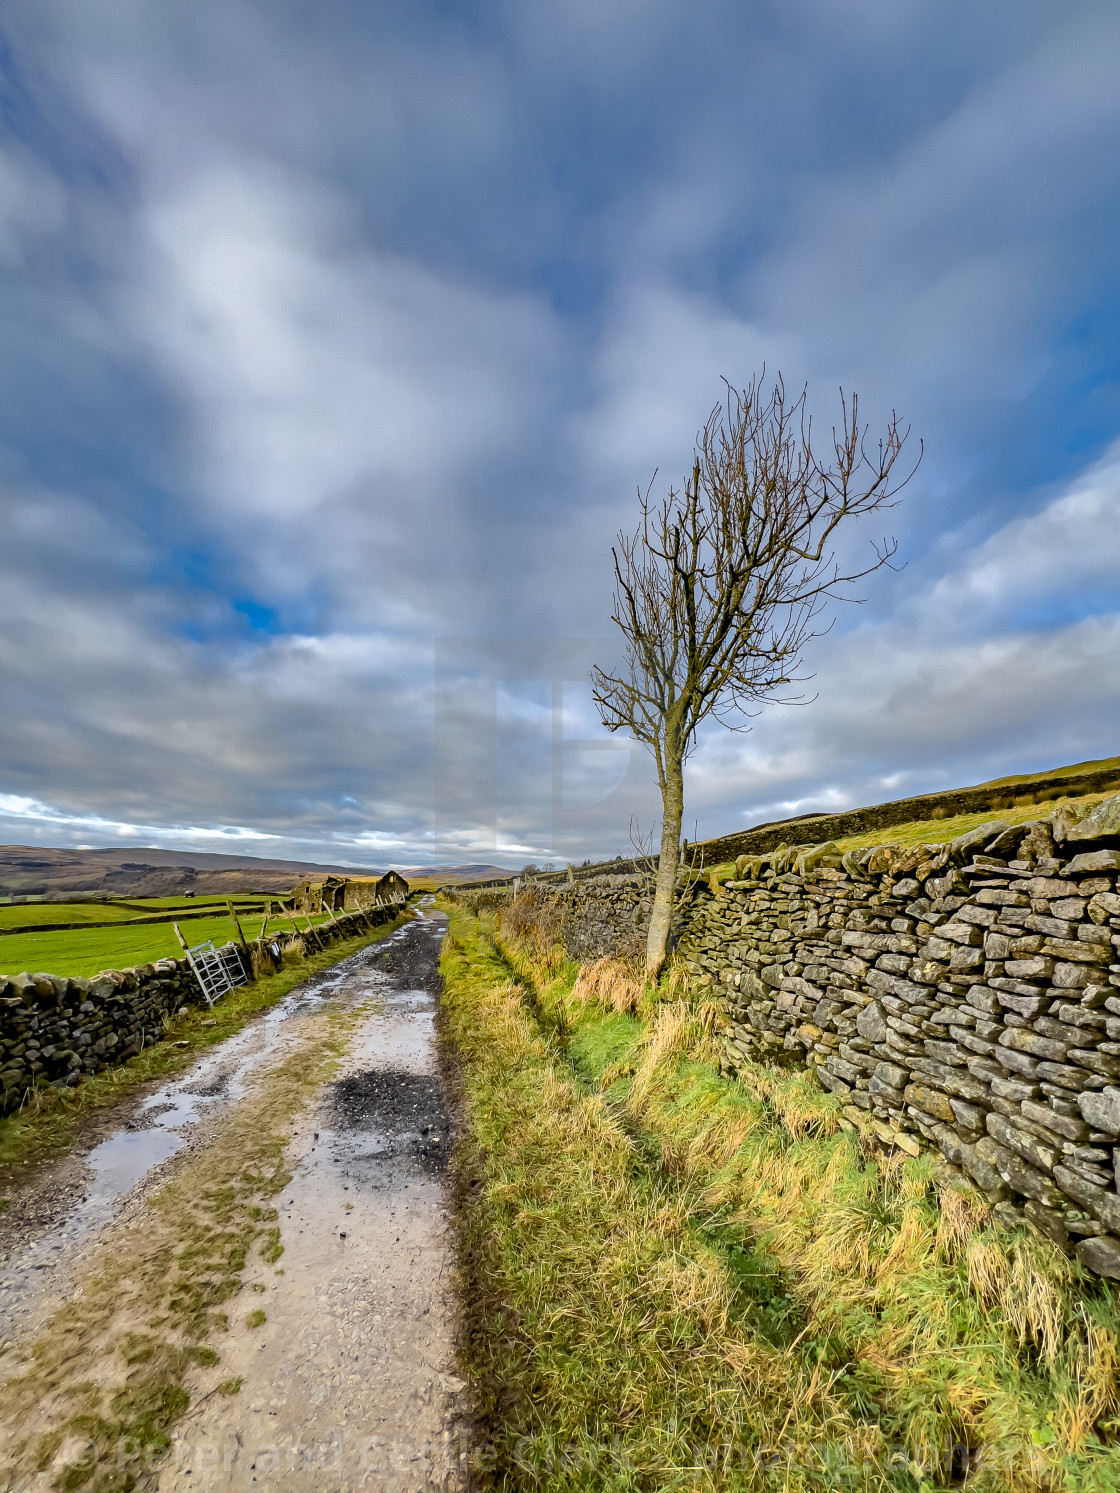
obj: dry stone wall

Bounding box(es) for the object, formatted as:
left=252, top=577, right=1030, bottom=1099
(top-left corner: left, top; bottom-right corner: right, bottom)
left=683, top=800, right=1120, bottom=1278
left=0, top=957, right=196, bottom=1113
left=464, top=793, right=1120, bottom=1278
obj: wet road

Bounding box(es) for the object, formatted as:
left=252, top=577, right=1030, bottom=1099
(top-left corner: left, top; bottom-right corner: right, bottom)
left=0, top=907, right=468, bottom=1493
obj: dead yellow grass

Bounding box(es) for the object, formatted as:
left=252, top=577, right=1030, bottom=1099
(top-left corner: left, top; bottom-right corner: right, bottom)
left=570, top=955, right=644, bottom=1012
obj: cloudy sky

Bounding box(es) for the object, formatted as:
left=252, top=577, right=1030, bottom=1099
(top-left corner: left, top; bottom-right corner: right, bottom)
left=1, top=0, right=1119, bottom=869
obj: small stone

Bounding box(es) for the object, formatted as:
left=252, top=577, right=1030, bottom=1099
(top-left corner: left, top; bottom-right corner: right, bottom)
left=959, top=1141, right=1011, bottom=1201
left=1036, top=1061, right=1092, bottom=1091
left=985, top=1141, right=1066, bottom=1208
left=904, top=1083, right=956, bottom=1124
left=1006, top=956, right=1056, bottom=981
left=1021, top=1099, right=1087, bottom=1142
left=999, top=1027, right=1068, bottom=1063
left=1061, top=794, right=1120, bottom=845
left=1024, top=1200, right=1070, bottom=1247
left=1065, top=850, right=1120, bottom=876
left=1054, top=963, right=1094, bottom=989
left=991, top=986, right=1051, bottom=1015
left=986, top=1112, right=1063, bottom=1173
left=1046, top=939, right=1110, bottom=965
left=1070, top=1049, right=1120, bottom=1079
left=996, top=1046, right=1041, bottom=1078
left=1054, top=1166, right=1120, bottom=1233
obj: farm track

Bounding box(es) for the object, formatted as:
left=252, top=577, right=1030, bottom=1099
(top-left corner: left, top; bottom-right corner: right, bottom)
left=0, top=908, right=468, bottom=1493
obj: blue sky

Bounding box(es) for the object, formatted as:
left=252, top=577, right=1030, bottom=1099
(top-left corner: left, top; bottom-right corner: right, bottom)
left=1, top=0, right=1119, bottom=868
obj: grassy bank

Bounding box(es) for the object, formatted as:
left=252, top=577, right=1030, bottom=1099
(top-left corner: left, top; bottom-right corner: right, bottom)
left=0, top=912, right=411, bottom=1181
left=440, top=903, right=1120, bottom=1491
left=828, top=791, right=1115, bottom=855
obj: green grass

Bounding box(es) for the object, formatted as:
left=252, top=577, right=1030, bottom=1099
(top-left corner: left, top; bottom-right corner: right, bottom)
left=978, top=756, right=1120, bottom=789
left=828, top=787, right=1115, bottom=856
left=0, top=911, right=411, bottom=1179
left=0, top=910, right=333, bottom=978
left=0, top=904, right=142, bottom=929
left=0, top=895, right=268, bottom=919
left=441, top=902, right=1120, bottom=1490
left=114, top=895, right=270, bottom=909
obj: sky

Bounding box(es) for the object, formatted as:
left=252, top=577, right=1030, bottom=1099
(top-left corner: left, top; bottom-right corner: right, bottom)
left=1, top=0, right=1119, bottom=870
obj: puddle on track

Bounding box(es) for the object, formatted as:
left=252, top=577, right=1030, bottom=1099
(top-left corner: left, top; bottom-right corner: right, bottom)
left=0, top=913, right=437, bottom=1348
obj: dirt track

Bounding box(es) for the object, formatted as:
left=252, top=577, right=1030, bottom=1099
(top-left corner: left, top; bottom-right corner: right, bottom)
left=0, top=908, right=469, bottom=1493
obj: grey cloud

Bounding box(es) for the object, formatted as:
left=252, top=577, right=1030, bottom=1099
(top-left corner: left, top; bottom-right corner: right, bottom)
left=0, top=0, right=1118, bottom=868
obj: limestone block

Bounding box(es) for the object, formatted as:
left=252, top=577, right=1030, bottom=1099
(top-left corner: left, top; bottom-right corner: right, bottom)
left=1045, top=939, right=1109, bottom=965
left=1066, top=850, right=1120, bottom=875
left=855, top=1001, right=888, bottom=1043
left=999, top=1027, right=1068, bottom=1063
left=1070, top=1048, right=1120, bottom=1079
left=904, top=1083, right=956, bottom=1124
left=1059, top=793, right=1120, bottom=844
left=1078, top=1086, right=1120, bottom=1133
left=1075, top=1235, right=1120, bottom=1278
left=1053, top=1165, right=1120, bottom=1233
left=985, top=1113, right=1063, bottom=1173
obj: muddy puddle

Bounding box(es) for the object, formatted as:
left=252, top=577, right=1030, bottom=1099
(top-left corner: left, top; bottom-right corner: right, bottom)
left=0, top=910, right=440, bottom=1349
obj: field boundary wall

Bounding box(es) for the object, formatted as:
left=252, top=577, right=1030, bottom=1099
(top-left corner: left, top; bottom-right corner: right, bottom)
left=454, top=795, right=1120, bottom=1279
left=0, top=900, right=406, bottom=1115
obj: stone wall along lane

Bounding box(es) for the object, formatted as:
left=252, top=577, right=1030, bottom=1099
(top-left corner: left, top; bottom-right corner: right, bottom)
left=463, top=794, right=1120, bottom=1280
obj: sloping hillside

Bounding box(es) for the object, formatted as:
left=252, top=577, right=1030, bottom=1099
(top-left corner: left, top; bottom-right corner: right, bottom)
left=0, top=846, right=383, bottom=900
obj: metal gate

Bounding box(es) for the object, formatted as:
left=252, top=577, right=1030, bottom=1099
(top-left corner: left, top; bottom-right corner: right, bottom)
left=186, top=940, right=249, bottom=1006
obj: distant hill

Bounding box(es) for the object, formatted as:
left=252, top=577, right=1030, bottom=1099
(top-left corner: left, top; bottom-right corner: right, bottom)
left=398, top=864, right=517, bottom=884
left=0, top=846, right=384, bottom=900
left=0, top=846, right=519, bottom=901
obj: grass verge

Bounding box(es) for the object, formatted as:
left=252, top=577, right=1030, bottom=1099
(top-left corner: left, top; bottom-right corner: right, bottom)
left=441, top=903, right=1120, bottom=1491
left=0, top=912, right=411, bottom=1183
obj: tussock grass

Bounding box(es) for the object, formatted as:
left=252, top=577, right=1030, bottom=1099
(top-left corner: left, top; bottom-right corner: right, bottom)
left=443, top=904, right=1120, bottom=1491
left=442, top=917, right=886, bottom=1490
left=570, top=955, right=645, bottom=1013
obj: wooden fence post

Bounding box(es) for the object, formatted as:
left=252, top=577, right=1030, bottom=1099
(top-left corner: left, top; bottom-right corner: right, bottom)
left=226, top=901, right=254, bottom=978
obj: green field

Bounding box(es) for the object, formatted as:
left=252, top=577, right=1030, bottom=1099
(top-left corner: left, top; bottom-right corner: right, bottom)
left=0, top=896, right=269, bottom=931
left=0, top=906, right=332, bottom=978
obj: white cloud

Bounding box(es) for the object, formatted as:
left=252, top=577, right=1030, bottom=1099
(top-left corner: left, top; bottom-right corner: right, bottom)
left=126, top=160, right=569, bottom=621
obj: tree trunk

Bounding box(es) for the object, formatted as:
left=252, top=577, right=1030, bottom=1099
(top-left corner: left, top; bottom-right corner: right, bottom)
left=645, top=754, right=684, bottom=982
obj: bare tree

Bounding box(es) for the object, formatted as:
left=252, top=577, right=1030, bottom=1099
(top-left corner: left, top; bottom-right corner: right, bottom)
left=591, top=373, right=919, bottom=980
